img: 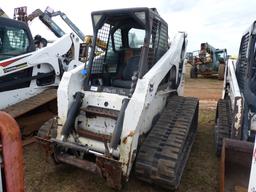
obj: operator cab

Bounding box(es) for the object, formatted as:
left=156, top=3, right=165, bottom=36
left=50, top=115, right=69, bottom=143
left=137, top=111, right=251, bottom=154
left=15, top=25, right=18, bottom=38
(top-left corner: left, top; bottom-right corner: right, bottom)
left=215, top=49, right=227, bottom=64
left=85, top=8, right=169, bottom=95
left=0, top=17, right=35, bottom=61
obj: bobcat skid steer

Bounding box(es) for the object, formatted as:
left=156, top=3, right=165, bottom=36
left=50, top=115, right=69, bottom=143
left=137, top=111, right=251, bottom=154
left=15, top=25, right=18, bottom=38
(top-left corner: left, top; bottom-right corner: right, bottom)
left=0, top=16, right=85, bottom=117
left=38, top=7, right=199, bottom=190
left=215, top=21, right=256, bottom=191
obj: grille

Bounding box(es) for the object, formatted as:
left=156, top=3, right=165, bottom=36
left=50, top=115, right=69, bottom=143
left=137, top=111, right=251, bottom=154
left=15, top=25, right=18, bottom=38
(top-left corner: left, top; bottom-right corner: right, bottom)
left=105, top=29, right=120, bottom=73
left=148, top=18, right=168, bottom=69
left=237, top=32, right=249, bottom=92
left=6, top=29, right=28, bottom=50
left=157, top=23, right=168, bottom=59
left=91, top=23, right=111, bottom=74
left=113, top=29, right=122, bottom=50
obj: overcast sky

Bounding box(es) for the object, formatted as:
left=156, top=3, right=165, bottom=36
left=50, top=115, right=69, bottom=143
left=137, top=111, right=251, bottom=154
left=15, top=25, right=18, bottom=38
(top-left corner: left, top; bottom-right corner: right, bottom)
left=1, top=0, right=255, bottom=55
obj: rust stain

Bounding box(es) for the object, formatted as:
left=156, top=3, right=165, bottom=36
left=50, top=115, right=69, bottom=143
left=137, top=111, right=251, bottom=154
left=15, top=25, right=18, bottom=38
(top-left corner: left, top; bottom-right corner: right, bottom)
left=96, top=156, right=122, bottom=189
left=77, top=128, right=111, bottom=142
left=122, top=131, right=135, bottom=144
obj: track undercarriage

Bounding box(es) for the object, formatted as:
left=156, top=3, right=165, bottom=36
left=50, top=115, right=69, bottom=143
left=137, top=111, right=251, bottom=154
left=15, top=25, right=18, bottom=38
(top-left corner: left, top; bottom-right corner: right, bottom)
left=135, top=95, right=199, bottom=190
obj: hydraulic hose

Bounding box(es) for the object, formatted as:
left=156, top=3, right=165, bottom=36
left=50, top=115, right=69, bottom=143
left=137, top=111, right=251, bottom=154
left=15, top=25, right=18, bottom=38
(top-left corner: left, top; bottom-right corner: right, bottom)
left=110, top=98, right=129, bottom=149
left=61, top=92, right=84, bottom=140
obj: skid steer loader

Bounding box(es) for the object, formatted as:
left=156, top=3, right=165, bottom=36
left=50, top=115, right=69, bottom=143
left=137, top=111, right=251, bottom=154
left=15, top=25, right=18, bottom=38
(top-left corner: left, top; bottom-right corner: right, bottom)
left=0, top=16, right=86, bottom=113
left=37, top=7, right=199, bottom=190
left=215, top=21, right=256, bottom=191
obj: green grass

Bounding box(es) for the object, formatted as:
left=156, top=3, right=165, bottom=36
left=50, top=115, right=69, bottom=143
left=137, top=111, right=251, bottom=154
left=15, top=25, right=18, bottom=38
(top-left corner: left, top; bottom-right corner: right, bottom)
left=177, top=108, right=219, bottom=192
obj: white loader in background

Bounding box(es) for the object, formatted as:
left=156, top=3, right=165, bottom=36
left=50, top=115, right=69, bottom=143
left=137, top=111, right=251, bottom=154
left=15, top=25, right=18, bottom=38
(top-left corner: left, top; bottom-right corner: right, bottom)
left=0, top=16, right=84, bottom=110
left=0, top=7, right=91, bottom=119
left=215, top=21, right=256, bottom=191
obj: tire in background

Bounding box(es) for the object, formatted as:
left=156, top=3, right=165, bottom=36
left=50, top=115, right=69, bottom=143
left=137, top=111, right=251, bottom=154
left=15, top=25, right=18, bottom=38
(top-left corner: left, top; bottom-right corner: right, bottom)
left=190, top=66, right=198, bottom=78
left=218, top=63, right=225, bottom=80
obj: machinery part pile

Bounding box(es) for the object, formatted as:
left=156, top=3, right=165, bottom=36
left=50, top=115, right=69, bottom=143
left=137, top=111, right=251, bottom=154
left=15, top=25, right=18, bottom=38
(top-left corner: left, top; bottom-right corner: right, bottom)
left=135, top=95, right=199, bottom=190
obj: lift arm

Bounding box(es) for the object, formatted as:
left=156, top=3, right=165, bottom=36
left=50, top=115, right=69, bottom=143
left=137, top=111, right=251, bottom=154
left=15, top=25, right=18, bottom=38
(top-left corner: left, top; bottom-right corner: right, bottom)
left=0, top=8, right=9, bottom=18
left=14, top=6, right=65, bottom=38
left=49, top=10, right=85, bottom=41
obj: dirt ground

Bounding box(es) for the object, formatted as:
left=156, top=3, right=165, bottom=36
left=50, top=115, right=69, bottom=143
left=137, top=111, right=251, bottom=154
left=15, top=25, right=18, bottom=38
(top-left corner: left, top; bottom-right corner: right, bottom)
left=184, top=65, right=223, bottom=101
left=23, top=65, right=223, bottom=192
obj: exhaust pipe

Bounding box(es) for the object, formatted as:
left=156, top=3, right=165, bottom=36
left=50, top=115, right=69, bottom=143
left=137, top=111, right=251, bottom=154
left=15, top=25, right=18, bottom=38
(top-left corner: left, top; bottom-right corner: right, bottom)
left=0, top=112, right=24, bottom=192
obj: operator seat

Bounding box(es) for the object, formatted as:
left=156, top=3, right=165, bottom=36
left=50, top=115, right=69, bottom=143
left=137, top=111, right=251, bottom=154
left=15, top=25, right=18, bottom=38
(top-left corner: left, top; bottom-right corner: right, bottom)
left=112, top=55, right=140, bottom=89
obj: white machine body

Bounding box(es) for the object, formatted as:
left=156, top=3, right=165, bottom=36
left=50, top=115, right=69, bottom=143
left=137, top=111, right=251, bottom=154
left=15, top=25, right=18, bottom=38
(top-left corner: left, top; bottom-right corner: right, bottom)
left=57, top=32, right=187, bottom=177
left=0, top=33, right=83, bottom=109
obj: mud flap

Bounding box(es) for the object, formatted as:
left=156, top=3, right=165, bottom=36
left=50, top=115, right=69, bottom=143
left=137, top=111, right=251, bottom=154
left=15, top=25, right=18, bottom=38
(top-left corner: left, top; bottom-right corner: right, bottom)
left=220, top=138, right=254, bottom=192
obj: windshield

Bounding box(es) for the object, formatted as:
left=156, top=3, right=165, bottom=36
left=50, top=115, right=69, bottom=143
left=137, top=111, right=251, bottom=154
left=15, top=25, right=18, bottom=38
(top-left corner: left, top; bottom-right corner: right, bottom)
left=216, top=51, right=226, bottom=62
left=0, top=26, right=29, bottom=60
left=129, top=28, right=145, bottom=48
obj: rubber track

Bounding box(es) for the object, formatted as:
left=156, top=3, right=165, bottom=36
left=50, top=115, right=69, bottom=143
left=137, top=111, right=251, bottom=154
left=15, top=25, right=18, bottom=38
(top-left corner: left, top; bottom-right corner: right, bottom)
left=215, top=99, right=232, bottom=156
left=135, top=95, right=199, bottom=190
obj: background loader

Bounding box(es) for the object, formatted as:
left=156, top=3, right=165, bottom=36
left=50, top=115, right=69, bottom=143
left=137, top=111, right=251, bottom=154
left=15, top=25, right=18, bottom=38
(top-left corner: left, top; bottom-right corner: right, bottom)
left=37, top=7, right=199, bottom=190
left=0, top=7, right=91, bottom=139
left=190, top=42, right=227, bottom=80
left=215, top=21, right=256, bottom=191
left=0, top=16, right=85, bottom=110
